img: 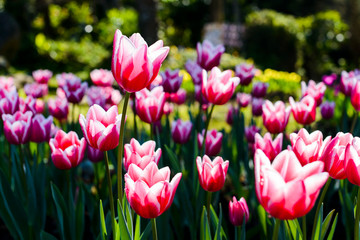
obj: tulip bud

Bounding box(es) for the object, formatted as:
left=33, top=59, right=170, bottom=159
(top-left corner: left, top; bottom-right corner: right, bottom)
left=90, top=69, right=114, bottom=87
left=2, top=111, right=33, bottom=145
left=251, top=82, right=268, bottom=98
left=197, top=129, right=223, bottom=156
left=236, top=92, right=251, bottom=108
left=171, top=119, right=192, bottom=144
left=322, top=73, right=336, bottom=86
left=33, top=69, right=53, bottom=84
left=289, top=96, right=316, bottom=125
left=229, top=197, right=249, bottom=226
left=30, top=114, right=53, bottom=143
left=301, top=80, right=326, bottom=106
left=135, top=86, right=165, bottom=124
left=235, top=63, right=256, bottom=86
left=320, top=101, right=335, bottom=119
left=196, top=40, right=225, bottom=71
left=262, top=100, right=291, bottom=134
left=161, top=69, right=183, bottom=93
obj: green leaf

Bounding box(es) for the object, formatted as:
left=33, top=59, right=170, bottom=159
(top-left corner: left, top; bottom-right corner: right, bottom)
left=125, top=199, right=133, bottom=239
left=286, top=219, right=303, bottom=240
left=200, top=206, right=212, bottom=240
left=210, top=205, right=227, bottom=240
left=241, top=215, right=246, bottom=240
left=40, top=231, right=58, bottom=240
left=99, top=200, right=108, bottom=240
left=75, top=186, right=85, bottom=240
left=314, top=204, right=324, bottom=240
left=24, top=159, right=37, bottom=227
left=164, top=145, right=181, bottom=173
left=50, top=182, right=68, bottom=240
left=257, top=205, right=267, bottom=237
left=326, top=213, right=338, bottom=240
left=117, top=199, right=131, bottom=240
left=134, top=214, right=141, bottom=240
left=320, top=209, right=335, bottom=240
left=140, top=220, right=152, bottom=240
left=214, top=205, right=222, bottom=240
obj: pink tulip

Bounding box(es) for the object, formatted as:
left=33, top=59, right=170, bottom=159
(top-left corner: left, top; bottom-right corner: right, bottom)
left=167, top=88, right=186, bottom=105
left=48, top=97, right=69, bottom=120
left=90, top=69, right=114, bottom=87
left=24, top=82, right=48, bottom=98
left=163, top=102, right=174, bottom=116
left=79, top=104, right=123, bottom=151
left=229, top=197, right=249, bottom=226
left=50, top=124, right=60, bottom=138
left=196, top=155, right=229, bottom=192
left=0, top=88, right=19, bottom=115
left=196, top=40, right=225, bottom=71
left=262, top=100, right=291, bottom=134
left=0, top=76, right=15, bottom=92
left=197, top=129, right=223, bottom=156
left=171, top=119, right=193, bottom=144
left=320, top=101, right=335, bottom=119
left=344, top=137, right=360, bottom=185
left=290, top=128, right=331, bottom=166
left=236, top=92, right=251, bottom=108
left=351, top=80, right=360, bottom=111
left=56, top=73, right=79, bottom=88
left=112, top=30, right=169, bottom=92
left=202, top=67, right=240, bottom=105
left=87, top=145, right=104, bottom=163
left=35, top=99, right=45, bottom=114
left=185, top=60, right=203, bottom=85
left=86, top=86, right=107, bottom=108
left=252, top=82, right=268, bottom=98
left=245, top=125, right=260, bottom=143
left=32, top=69, right=53, bottom=84
left=30, top=114, right=53, bottom=143
left=322, top=73, right=337, bottom=86
left=61, top=76, right=88, bottom=104
left=235, top=63, right=256, bottom=86
left=226, top=106, right=238, bottom=125
left=125, top=161, right=182, bottom=218
left=160, top=69, right=183, bottom=93
left=289, top=96, right=316, bottom=125
left=301, top=80, right=326, bottom=106
left=255, top=133, right=283, bottom=161
left=340, top=70, right=357, bottom=96
left=319, top=132, right=353, bottom=179
left=147, top=74, right=163, bottom=90
left=20, top=96, right=42, bottom=115
left=251, top=97, right=264, bottom=117
left=49, top=130, right=86, bottom=170
left=255, top=149, right=329, bottom=220
left=124, top=138, right=161, bottom=171
left=2, top=111, right=32, bottom=145
left=135, top=86, right=165, bottom=124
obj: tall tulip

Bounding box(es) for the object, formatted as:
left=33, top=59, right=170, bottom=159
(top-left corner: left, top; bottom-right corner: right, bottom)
left=135, top=86, right=165, bottom=124
left=262, top=100, right=291, bottom=134
left=196, top=40, right=225, bottom=71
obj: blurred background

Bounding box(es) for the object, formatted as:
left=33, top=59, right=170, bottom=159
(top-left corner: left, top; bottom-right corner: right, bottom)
left=0, top=0, right=359, bottom=80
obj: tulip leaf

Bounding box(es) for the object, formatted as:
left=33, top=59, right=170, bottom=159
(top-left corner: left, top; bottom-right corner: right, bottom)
left=25, top=159, right=37, bottom=227
left=125, top=199, right=134, bottom=239
left=134, top=214, right=141, bottom=240
left=75, top=185, right=85, bottom=240
left=214, top=204, right=222, bottom=240
left=117, top=199, right=132, bottom=240
left=51, top=182, right=69, bottom=240
left=321, top=209, right=335, bottom=239
left=241, top=215, right=246, bottom=240
left=139, top=220, right=152, bottom=240
left=314, top=203, right=324, bottom=240
left=164, top=145, right=181, bottom=173
left=40, top=231, right=58, bottom=240
left=326, top=213, right=338, bottom=240
left=210, top=205, right=227, bottom=240
left=200, top=206, right=212, bottom=240
left=257, top=205, right=267, bottom=237
left=286, top=219, right=303, bottom=240
left=99, top=200, right=108, bottom=240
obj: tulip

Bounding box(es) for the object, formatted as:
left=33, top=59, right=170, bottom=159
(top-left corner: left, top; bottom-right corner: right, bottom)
left=79, top=104, right=123, bottom=151
left=320, top=101, right=335, bottom=119
left=351, top=80, right=360, bottom=111
left=48, top=97, right=69, bottom=120
left=251, top=82, right=268, bottom=98
left=30, top=114, right=53, bottom=143
left=262, top=100, right=291, bottom=134
left=255, top=133, right=283, bottom=162
left=0, top=88, right=19, bottom=115
left=229, top=197, right=249, bottom=226
left=290, top=128, right=331, bottom=166
left=235, top=63, right=256, bottom=86
left=167, top=88, right=186, bottom=105
left=197, top=129, right=223, bottom=156
left=24, top=82, right=48, bottom=98
left=171, top=119, right=193, bottom=144
left=0, top=76, right=15, bottom=92
left=2, top=111, right=32, bottom=145
left=289, top=96, right=316, bottom=125
left=202, top=67, right=240, bottom=105
left=147, top=74, right=163, bottom=90
left=194, top=84, right=208, bottom=104
left=50, top=124, right=60, bottom=138
left=340, top=70, right=357, bottom=96
left=123, top=138, right=161, bottom=171
left=87, top=145, right=104, bottom=163
left=61, top=76, right=88, bottom=104
left=322, top=73, right=337, bottom=86
left=226, top=106, right=238, bottom=125
left=160, top=69, right=183, bottom=93
left=245, top=125, right=260, bottom=144
left=163, top=102, right=174, bottom=116
left=49, top=130, right=86, bottom=170
left=185, top=60, right=203, bottom=85
left=90, top=69, right=114, bottom=87
left=35, top=99, right=45, bottom=114
left=319, top=132, right=353, bottom=179
left=236, top=92, right=251, bottom=108
left=196, top=40, right=225, bottom=71
left=196, top=155, right=229, bottom=192
left=86, top=86, right=107, bottom=108
left=112, top=30, right=169, bottom=93
left=343, top=138, right=360, bottom=185
left=251, top=97, right=264, bottom=117
left=255, top=149, right=329, bottom=219
left=56, top=73, right=79, bottom=88
left=301, top=80, right=326, bottom=106
left=135, top=86, right=165, bottom=124
left=32, top=69, right=53, bottom=84
left=125, top=161, right=182, bottom=219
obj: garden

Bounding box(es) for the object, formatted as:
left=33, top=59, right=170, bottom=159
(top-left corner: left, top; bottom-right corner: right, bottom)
left=1, top=0, right=360, bottom=239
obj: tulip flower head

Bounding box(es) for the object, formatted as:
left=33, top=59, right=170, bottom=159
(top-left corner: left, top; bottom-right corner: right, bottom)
left=197, top=129, right=223, bottom=156
left=135, top=86, right=165, bottom=124
left=56, top=73, right=79, bottom=88
left=0, top=88, right=19, bottom=115
left=90, top=69, right=114, bottom=87
left=0, top=76, right=15, bottom=92
left=171, top=119, right=193, bottom=144
left=32, top=69, right=53, bottom=84
left=320, top=101, right=335, bottom=119
left=2, top=111, right=33, bottom=145
left=226, top=105, right=238, bottom=125
left=79, top=104, right=123, bottom=151
left=252, top=82, right=268, bottom=98
left=194, top=84, right=208, bottom=104
left=163, top=102, right=174, bottom=116
left=289, top=96, right=316, bottom=125
left=161, top=69, right=183, bottom=93
left=61, top=76, right=88, bottom=104
left=49, top=130, right=86, bottom=170
left=125, top=161, right=182, bottom=218
left=255, top=149, right=329, bottom=219
left=262, top=100, right=291, bottom=134
left=86, top=86, right=107, bottom=108
left=229, top=197, right=249, bottom=226
left=196, top=40, right=225, bottom=71
left=87, top=145, right=104, bottom=163
left=236, top=92, right=251, bottom=108
left=301, top=80, right=326, bottom=106
left=251, top=97, right=264, bottom=117
left=167, top=88, right=186, bottom=105
left=340, top=70, right=358, bottom=96
left=30, top=114, right=53, bottom=143
left=245, top=125, right=261, bottom=143
left=350, top=80, right=360, bottom=111
left=185, top=60, right=203, bottom=85
left=196, top=155, right=229, bottom=192
left=344, top=137, right=360, bottom=186
left=48, top=97, right=69, bottom=121
left=235, top=63, right=256, bottom=86
left=255, top=133, right=283, bottom=162
left=112, top=30, right=169, bottom=92
left=24, top=82, right=48, bottom=98
left=322, top=73, right=337, bottom=86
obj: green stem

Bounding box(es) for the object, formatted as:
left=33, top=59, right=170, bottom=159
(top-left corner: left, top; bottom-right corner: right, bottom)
left=117, top=92, right=130, bottom=204
left=150, top=123, right=154, bottom=140
left=206, top=191, right=212, bottom=223
left=311, top=177, right=331, bottom=240
left=272, top=218, right=281, bottom=240
left=351, top=113, right=359, bottom=134
left=72, top=103, right=76, bottom=130
left=355, top=186, right=360, bottom=240
left=235, top=225, right=241, bottom=240
left=201, top=104, right=215, bottom=155
left=133, top=101, right=138, bottom=139
left=105, top=151, right=116, bottom=240
left=151, top=218, right=158, bottom=240
left=302, top=215, right=307, bottom=240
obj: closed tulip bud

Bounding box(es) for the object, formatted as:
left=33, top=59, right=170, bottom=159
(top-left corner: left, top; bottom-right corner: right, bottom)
left=123, top=138, right=161, bottom=171
left=49, top=130, right=86, bottom=170
left=196, top=155, right=229, bottom=192
left=0, top=88, right=19, bottom=115
left=87, top=145, right=104, bottom=163
left=168, top=88, right=186, bottom=105
left=35, top=99, right=44, bottom=114
left=245, top=125, right=260, bottom=143
left=79, top=104, right=124, bottom=151
left=289, top=96, right=316, bottom=125
left=322, top=73, right=337, bottom=86
left=202, top=67, right=240, bottom=105
left=32, top=69, right=53, bottom=84
left=236, top=92, right=251, bottom=108
left=226, top=106, right=238, bottom=125
left=161, top=69, right=183, bottom=93
left=112, top=30, right=169, bottom=92
left=251, top=97, right=264, bottom=117
left=262, top=100, right=291, bottom=134
left=255, top=133, right=283, bottom=161
left=196, top=40, right=225, bottom=71
left=251, top=82, right=268, bottom=98
left=340, top=70, right=357, bottom=96
left=235, top=63, right=256, bottom=86
left=30, top=114, right=53, bottom=143
left=2, top=111, right=33, bottom=145
left=301, top=80, right=326, bottom=106
left=255, top=149, right=329, bottom=220
left=24, top=82, right=48, bottom=98
left=344, top=137, right=360, bottom=185
left=197, top=129, right=223, bottom=156
left=90, top=69, right=114, bottom=87
left=135, top=86, right=165, bottom=124
left=62, top=76, right=88, bottom=104
left=320, top=101, right=335, bottom=119
left=171, top=119, right=192, bottom=144
left=125, top=161, right=182, bottom=218
left=229, top=197, right=249, bottom=226
left=185, top=60, right=203, bottom=85
left=48, top=97, right=69, bottom=120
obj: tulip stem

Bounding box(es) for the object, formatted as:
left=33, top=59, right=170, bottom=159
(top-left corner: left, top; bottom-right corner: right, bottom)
left=117, top=91, right=130, bottom=204
left=202, top=104, right=215, bottom=155
left=151, top=218, right=158, bottom=240
left=72, top=103, right=76, bottom=130
left=133, top=98, right=138, bottom=139
left=355, top=186, right=360, bottom=240
left=105, top=151, right=116, bottom=240
left=351, top=113, right=358, bottom=134
left=206, top=191, right=212, bottom=223
left=272, top=218, right=281, bottom=240
left=311, top=177, right=331, bottom=240
left=302, top=216, right=307, bottom=240
left=235, top=225, right=242, bottom=240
